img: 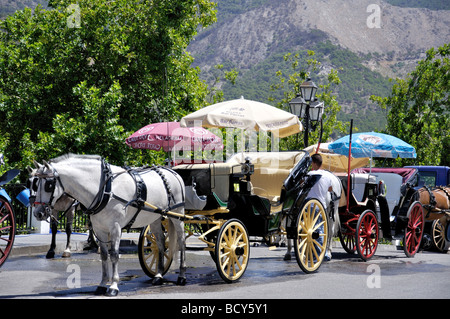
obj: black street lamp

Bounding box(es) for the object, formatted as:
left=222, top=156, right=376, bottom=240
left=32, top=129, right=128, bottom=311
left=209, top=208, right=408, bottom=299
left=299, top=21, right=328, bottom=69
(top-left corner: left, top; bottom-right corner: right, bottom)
left=289, top=78, right=324, bottom=148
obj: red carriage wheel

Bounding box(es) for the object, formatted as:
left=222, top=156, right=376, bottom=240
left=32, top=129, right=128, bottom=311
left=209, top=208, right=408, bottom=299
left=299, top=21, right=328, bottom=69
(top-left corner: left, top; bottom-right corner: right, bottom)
left=403, top=201, right=425, bottom=258
left=356, top=210, right=378, bottom=261
left=338, top=214, right=359, bottom=255
left=339, top=230, right=356, bottom=254
left=0, top=196, right=15, bottom=268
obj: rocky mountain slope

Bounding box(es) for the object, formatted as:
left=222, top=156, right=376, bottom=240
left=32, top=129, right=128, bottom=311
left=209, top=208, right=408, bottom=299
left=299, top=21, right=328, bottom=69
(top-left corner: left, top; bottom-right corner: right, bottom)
left=187, top=0, right=450, bottom=131
left=0, top=0, right=47, bottom=18
left=190, top=0, right=450, bottom=76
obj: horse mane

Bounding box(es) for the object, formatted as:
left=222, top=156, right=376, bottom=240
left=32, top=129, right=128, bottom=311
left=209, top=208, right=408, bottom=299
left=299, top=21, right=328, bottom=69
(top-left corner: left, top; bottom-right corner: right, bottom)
left=50, top=153, right=102, bottom=163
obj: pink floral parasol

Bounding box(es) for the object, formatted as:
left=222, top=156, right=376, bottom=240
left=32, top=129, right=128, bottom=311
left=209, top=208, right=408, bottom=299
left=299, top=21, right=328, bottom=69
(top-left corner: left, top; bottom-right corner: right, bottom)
left=125, top=121, right=223, bottom=152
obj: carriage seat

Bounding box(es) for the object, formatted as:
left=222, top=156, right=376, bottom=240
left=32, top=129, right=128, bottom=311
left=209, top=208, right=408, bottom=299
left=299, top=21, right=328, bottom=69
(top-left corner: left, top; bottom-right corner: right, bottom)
left=174, top=152, right=306, bottom=206
left=369, top=172, right=403, bottom=216
left=227, top=152, right=306, bottom=203
left=335, top=173, right=376, bottom=207
left=173, top=162, right=242, bottom=203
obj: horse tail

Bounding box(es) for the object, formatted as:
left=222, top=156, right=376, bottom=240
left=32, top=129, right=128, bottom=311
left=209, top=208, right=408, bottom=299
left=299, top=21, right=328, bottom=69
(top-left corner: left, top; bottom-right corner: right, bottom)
left=166, top=220, right=176, bottom=253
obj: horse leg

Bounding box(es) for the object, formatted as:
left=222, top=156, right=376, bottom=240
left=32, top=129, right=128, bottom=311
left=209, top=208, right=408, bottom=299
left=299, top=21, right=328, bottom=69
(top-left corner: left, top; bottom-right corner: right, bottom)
left=151, top=220, right=165, bottom=285
left=325, top=203, right=340, bottom=261
left=46, top=218, right=58, bottom=259
left=284, top=239, right=292, bottom=260
left=84, top=219, right=99, bottom=251
left=95, top=239, right=110, bottom=295
left=106, top=222, right=121, bottom=297
left=171, top=219, right=187, bottom=286
left=325, top=219, right=333, bottom=261
left=62, top=208, right=74, bottom=258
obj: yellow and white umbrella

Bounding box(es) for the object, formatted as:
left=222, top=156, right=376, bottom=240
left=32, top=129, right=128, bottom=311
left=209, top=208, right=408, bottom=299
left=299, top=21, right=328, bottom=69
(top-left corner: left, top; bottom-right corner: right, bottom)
left=180, top=97, right=302, bottom=138
left=304, top=143, right=370, bottom=173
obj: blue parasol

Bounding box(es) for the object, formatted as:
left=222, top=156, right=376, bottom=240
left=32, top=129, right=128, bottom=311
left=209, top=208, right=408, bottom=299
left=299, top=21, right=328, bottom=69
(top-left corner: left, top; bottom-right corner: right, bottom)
left=328, top=132, right=416, bottom=159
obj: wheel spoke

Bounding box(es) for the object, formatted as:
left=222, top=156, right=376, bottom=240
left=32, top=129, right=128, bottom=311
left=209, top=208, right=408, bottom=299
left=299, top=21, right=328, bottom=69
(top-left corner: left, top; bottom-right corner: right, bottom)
left=216, top=220, right=249, bottom=282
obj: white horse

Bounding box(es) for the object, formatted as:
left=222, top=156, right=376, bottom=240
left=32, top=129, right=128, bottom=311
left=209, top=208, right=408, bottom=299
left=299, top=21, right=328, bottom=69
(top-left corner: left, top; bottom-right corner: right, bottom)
left=32, top=154, right=186, bottom=296
left=284, top=171, right=343, bottom=261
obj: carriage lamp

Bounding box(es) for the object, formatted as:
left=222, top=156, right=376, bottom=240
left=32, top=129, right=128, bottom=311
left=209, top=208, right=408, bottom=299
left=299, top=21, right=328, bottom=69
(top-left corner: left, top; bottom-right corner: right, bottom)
left=299, top=78, right=318, bottom=103
left=289, top=78, right=323, bottom=147
left=289, top=95, right=307, bottom=119
left=308, top=101, right=324, bottom=123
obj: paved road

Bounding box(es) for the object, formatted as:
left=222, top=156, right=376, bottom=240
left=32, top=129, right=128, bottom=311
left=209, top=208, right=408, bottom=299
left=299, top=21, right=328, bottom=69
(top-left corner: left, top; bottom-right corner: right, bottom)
left=1, top=240, right=449, bottom=301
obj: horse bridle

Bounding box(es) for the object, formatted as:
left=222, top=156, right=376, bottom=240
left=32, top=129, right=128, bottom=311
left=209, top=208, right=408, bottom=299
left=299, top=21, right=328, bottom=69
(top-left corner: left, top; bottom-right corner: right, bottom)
left=31, top=165, right=65, bottom=213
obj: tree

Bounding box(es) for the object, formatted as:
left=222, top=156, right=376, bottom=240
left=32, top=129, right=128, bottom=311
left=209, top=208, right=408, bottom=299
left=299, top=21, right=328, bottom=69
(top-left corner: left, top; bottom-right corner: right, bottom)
left=371, top=44, right=450, bottom=166
left=269, top=51, right=347, bottom=151
left=0, top=0, right=217, bottom=171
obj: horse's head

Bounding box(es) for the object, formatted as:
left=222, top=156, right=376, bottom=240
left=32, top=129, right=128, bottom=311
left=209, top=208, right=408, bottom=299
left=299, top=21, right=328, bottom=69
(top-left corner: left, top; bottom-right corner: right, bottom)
left=30, top=160, right=65, bottom=221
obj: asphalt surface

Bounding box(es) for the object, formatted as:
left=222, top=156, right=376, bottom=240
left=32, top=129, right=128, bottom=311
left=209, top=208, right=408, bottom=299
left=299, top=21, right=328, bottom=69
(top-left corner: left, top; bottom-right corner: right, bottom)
left=3, top=231, right=450, bottom=303
left=10, top=231, right=138, bottom=257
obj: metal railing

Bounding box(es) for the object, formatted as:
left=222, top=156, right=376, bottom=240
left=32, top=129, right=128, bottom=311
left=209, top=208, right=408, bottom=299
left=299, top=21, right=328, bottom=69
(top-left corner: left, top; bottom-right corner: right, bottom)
left=3, top=184, right=89, bottom=234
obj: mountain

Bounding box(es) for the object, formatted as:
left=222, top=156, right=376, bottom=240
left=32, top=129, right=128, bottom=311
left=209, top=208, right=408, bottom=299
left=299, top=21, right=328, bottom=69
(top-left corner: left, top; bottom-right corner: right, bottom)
left=188, top=0, right=450, bottom=132
left=0, top=0, right=47, bottom=18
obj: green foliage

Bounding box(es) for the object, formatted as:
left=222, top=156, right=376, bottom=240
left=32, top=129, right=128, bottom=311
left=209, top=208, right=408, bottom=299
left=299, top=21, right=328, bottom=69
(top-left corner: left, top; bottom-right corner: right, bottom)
left=221, top=40, right=392, bottom=134
left=214, top=0, right=269, bottom=24
left=0, top=0, right=217, bottom=174
left=268, top=51, right=347, bottom=151
left=371, top=43, right=450, bottom=166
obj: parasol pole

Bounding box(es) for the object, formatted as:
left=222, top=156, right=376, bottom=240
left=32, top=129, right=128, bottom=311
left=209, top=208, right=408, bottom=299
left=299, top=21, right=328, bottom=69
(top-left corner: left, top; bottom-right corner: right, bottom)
left=346, top=119, right=353, bottom=213
left=316, top=118, right=323, bottom=154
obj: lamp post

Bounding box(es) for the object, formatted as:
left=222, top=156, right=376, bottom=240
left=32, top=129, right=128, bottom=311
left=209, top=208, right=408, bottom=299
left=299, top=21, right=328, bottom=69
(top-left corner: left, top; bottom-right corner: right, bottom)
left=289, top=78, right=324, bottom=148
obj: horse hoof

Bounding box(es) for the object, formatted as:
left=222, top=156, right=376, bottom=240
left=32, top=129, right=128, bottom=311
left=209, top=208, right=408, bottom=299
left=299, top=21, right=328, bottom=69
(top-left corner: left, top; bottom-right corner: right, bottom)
left=176, top=277, right=186, bottom=286
left=106, top=288, right=119, bottom=297
left=283, top=253, right=291, bottom=261
left=62, top=252, right=71, bottom=258
left=95, top=286, right=108, bottom=295
left=152, top=277, right=163, bottom=285
left=46, top=252, right=55, bottom=259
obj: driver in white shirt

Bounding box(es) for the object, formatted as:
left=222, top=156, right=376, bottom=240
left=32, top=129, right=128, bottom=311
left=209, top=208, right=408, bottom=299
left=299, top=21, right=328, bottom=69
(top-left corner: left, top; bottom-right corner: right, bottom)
left=307, top=153, right=337, bottom=261
left=307, top=153, right=333, bottom=209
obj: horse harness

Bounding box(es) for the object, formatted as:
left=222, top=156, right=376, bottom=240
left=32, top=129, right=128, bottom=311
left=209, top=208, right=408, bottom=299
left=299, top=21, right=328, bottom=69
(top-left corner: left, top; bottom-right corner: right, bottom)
left=419, top=185, right=450, bottom=217
left=84, top=159, right=185, bottom=219
left=111, top=165, right=185, bottom=229
left=422, top=185, right=437, bottom=216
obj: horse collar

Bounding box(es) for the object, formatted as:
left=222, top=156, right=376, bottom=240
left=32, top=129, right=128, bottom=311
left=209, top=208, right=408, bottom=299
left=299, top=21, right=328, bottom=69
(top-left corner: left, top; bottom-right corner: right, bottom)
left=83, top=158, right=113, bottom=215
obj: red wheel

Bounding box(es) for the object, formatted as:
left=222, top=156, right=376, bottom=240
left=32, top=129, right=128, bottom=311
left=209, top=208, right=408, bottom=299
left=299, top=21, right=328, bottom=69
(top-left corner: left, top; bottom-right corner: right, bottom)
left=338, top=214, right=358, bottom=255
left=339, top=230, right=356, bottom=254
left=356, top=210, right=378, bottom=261
left=0, top=196, right=15, bottom=268
left=403, top=201, right=424, bottom=258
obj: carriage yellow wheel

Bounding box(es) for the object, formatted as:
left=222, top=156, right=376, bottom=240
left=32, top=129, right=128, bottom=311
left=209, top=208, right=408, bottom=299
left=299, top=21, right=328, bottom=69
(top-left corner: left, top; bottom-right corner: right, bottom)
left=138, top=223, right=173, bottom=278
left=215, top=219, right=250, bottom=283
left=294, top=198, right=328, bottom=273
left=431, top=219, right=450, bottom=252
